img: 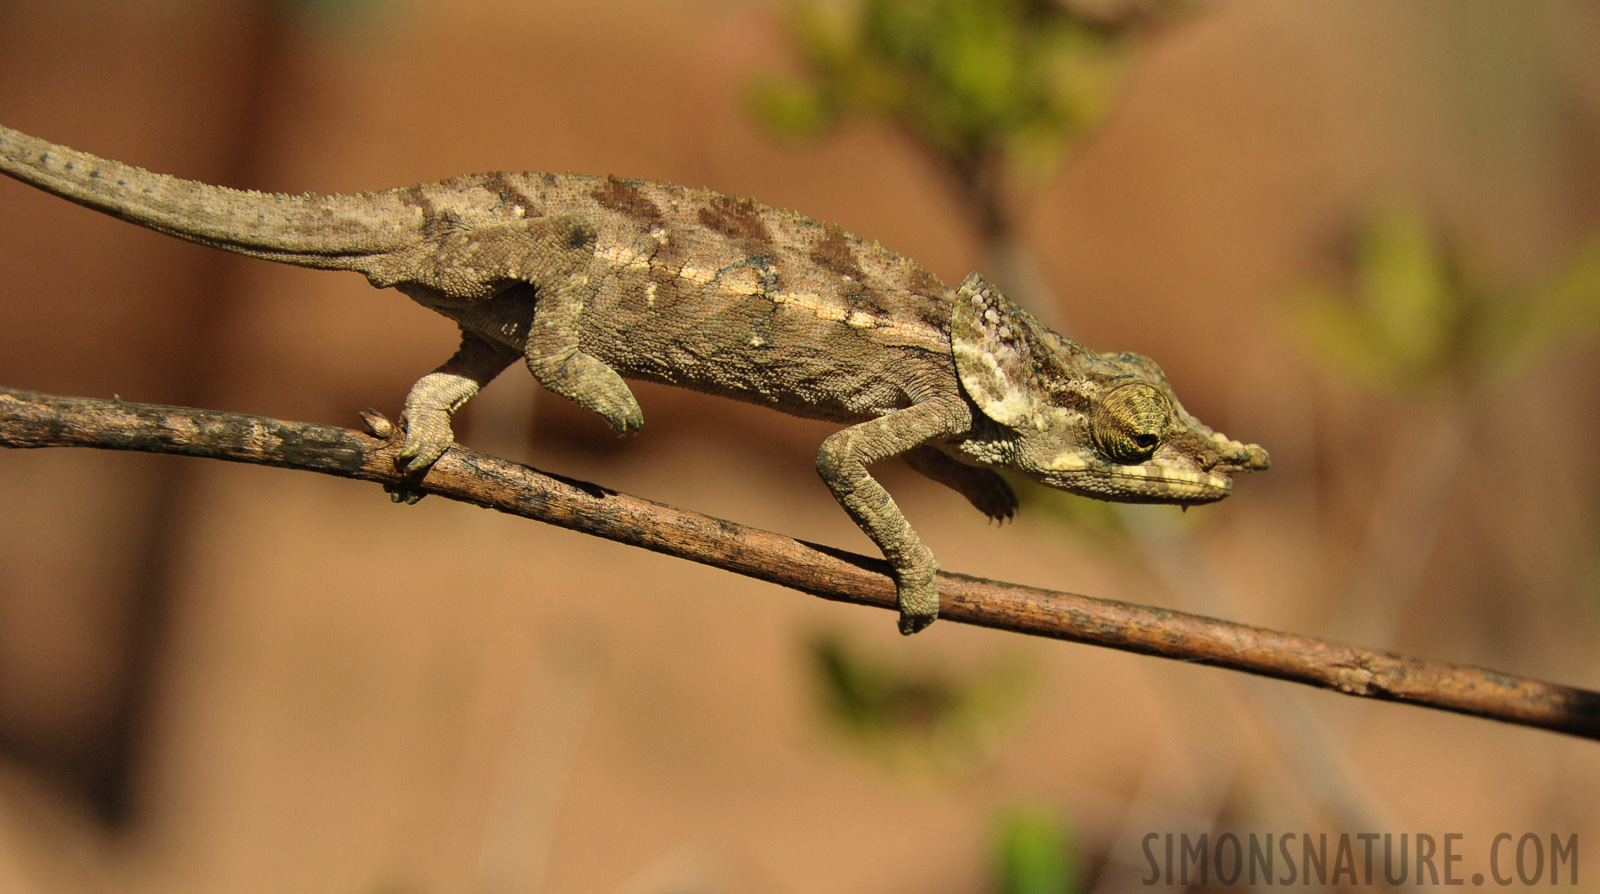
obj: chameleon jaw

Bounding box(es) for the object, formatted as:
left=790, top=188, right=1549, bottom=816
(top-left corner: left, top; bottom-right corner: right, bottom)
left=1041, top=452, right=1237, bottom=504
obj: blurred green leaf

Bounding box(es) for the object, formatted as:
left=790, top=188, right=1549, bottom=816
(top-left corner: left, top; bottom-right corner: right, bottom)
left=1293, top=200, right=1600, bottom=393
left=1291, top=200, right=1461, bottom=392
left=751, top=0, right=1168, bottom=176
left=1358, top=201, right=1456, bottom=372
left=994, top=803, right=1083, bottom=894
left=808, top=630, right=1033, bottom=777
left=1480, top=237, right=1600, bottom=379
left=745, top=75, right=836, bottom=141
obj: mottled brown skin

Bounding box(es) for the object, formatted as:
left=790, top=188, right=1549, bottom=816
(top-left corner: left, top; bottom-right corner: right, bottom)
left=0, top=125, right=1268, bottom=633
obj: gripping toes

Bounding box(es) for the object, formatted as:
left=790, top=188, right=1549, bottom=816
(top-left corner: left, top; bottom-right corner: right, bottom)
left=896, top=561, right=941, bottom=635
left=396, top=359, right=501, bottom=478
left=891, top=537, right=941, bottom=634
left=397, top=407, right=455, bottom=474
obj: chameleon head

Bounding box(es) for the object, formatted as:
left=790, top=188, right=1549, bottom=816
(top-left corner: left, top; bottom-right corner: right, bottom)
left=949, top=273, right=1269, bottom=505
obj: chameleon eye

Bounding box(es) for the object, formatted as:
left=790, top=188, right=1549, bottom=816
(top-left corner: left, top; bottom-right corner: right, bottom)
left=1091, top=382, right=1171, bottom=464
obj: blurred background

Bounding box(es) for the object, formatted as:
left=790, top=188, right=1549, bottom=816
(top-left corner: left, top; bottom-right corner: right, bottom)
left=1, top=0, right=1599, bottom=891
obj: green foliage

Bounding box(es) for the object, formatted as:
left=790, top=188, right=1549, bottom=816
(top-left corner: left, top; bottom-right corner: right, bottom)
left=808, top=630, right=1033, bottom=777
left=1295, top=202, right=1457, bottom=389
left=993, top=803, right=1084, bottom=894
left=1480, top=238, right=1600, bottom=378
left=1293, top=200, right=1600, bottom=393
left=750, top=0, right=1164, bottom=173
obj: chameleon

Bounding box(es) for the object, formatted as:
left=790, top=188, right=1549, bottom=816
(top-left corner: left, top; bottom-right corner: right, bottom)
left=0, top=124, right=1267, bottom=634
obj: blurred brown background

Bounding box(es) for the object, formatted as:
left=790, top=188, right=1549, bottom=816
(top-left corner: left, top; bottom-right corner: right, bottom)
left=1, top=1, right=1598, bottom=892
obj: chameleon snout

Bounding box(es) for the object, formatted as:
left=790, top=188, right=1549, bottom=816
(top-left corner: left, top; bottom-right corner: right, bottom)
left=1214, top=441, right=1270, bottom=473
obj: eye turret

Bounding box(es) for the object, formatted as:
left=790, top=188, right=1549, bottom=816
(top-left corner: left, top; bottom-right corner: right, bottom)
left=1091, top=382, right=1171, bottom=464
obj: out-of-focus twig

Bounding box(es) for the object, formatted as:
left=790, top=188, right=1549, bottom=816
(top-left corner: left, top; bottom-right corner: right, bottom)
left=2, top=385, right=1599, bottom=740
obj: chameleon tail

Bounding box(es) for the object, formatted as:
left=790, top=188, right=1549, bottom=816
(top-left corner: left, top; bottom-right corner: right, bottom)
left=0, top=124, right=417, bottom=269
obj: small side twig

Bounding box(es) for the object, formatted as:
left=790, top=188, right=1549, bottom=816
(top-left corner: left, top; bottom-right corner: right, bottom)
left=3, top=386, right=1598, bottom=741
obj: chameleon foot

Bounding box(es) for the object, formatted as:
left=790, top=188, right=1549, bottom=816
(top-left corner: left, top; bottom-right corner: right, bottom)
left=397, top=407, right=455, bottom=475
left=527, top=349, right=645, bottom=434
left=895, top=566, right=941, bottom=635
left=590, top=382, right=644, bottom=434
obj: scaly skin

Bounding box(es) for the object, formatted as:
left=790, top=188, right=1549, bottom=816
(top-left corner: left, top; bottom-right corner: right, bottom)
left=0, top=124, right=1268, bottom=633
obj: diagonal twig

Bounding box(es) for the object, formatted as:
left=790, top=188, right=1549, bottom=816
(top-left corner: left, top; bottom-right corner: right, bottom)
left=2, top=385, right=1598, bottom=741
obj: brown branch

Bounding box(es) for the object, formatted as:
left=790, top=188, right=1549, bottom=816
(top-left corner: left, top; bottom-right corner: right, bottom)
left=3, top=385, right=1598, bottom=741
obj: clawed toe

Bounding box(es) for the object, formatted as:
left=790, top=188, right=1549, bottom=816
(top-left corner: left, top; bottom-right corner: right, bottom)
left=895, top=574, right=941, bottom=635
left=385, top=482, right=427, bottom=505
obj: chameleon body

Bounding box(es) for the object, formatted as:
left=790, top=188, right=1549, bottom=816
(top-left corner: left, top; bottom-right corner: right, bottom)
left=0, top=125, right=1267, bottom=633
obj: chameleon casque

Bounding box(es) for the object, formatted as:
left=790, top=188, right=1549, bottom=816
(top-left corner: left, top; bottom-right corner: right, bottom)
left=0, top=124, right=1267, bottom=634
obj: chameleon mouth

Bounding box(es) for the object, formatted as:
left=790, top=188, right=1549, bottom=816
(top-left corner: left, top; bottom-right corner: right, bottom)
left=1097, top=465, right=1234, bottom=503
left=1043, top=454, right=1235, bottom=503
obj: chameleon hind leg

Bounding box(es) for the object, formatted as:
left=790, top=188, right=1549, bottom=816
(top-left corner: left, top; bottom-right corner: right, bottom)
left=388, top=330, right=520, bottom=503
left=372, top=213, right=644, bottom=435
left=522, top=260, right=644, bottom=433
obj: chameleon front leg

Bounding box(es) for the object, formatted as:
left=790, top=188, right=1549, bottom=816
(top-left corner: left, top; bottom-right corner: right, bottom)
left=816, top=396, right=975, bottom=634
left=903, top=445, right=1018, bottom=522
left=396, top=330, right=520, bottom=477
